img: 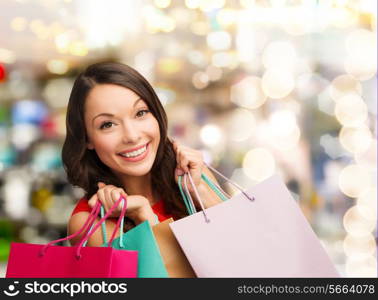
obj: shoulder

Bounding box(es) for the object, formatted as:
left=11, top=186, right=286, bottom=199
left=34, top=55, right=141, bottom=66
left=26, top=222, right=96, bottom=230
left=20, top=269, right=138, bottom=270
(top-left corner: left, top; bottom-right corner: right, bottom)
left=70, top=197, right=91, bottom=217
left=67, top=211, right=118, bottom=247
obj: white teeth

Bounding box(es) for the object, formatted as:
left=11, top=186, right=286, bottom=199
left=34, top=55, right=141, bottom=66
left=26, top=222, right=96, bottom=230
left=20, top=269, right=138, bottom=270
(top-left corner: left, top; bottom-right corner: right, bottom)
left=120, top=145, right=147, bottom=158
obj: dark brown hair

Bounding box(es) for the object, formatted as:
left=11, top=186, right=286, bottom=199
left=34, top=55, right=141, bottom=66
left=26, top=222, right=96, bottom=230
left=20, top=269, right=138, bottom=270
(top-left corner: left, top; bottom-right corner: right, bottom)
left=62, top=62, right=187, bottom=224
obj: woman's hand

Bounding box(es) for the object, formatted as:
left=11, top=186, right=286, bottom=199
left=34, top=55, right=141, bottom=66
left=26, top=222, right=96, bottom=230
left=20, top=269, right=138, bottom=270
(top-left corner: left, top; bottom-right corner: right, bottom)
left=88, top=182, right=155, bottom=225
left=172, top=139, right=205, bottom=193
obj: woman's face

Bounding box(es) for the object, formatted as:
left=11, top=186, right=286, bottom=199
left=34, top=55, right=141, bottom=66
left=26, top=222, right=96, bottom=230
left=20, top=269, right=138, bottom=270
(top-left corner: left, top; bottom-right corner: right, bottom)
left=84, top=84, right=160, bottom=179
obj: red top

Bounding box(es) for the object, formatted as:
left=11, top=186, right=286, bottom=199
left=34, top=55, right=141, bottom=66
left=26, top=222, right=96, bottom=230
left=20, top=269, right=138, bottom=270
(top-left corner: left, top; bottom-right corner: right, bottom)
left=71, top=197, right=173, bottom=224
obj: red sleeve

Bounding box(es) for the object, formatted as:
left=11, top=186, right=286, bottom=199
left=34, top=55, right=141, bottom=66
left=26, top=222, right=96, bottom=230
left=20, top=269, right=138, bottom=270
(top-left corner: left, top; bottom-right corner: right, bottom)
left=71, top=197, right=118, bottom=224
left=71, top=197, right=91, bottom=216
left=152, top=199, right=173, bottom=222
left=71, top=197, right=173, bottom=223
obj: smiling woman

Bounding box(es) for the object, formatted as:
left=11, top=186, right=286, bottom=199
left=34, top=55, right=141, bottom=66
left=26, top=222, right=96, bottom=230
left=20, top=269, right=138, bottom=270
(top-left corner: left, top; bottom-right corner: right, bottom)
left=62, top=62, right=222, bottom=247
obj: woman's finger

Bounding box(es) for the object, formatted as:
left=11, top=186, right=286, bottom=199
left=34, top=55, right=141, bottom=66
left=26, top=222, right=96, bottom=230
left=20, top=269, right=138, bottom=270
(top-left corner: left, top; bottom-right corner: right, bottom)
left=96, top=186, right=107, bottom=210
left=88, top=193, right=98, bottom=208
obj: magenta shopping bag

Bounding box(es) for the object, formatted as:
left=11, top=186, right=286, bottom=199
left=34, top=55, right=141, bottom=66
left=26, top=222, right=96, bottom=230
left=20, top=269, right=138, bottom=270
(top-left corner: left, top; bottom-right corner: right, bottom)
left=170, top=166, right=339, bottom=278
left=6, top=196, right=138, bottom=278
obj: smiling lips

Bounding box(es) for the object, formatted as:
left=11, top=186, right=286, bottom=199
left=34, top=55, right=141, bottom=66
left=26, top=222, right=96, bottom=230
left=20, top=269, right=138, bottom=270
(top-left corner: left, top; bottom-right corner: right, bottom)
left=118, top=143, right=149, bottom=161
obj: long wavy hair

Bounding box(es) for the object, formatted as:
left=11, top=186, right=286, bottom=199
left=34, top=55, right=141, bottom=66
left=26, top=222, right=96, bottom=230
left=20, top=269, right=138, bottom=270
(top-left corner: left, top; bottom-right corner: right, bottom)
left=62, top=62, right=187, bottom=226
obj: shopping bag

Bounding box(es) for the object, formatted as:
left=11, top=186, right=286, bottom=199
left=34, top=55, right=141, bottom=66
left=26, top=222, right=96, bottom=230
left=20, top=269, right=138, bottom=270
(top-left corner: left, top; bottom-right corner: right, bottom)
left=6, top=195, right=138, bottom=278
left=152, top=218, right=196, bottom=278
left=170, top=167, right=339, bottom=278
left=99, top=208, right=168, bottom=278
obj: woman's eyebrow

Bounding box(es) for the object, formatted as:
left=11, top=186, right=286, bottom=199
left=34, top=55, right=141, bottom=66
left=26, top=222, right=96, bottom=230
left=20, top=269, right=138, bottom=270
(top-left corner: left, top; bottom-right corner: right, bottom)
left=92, top=97, right=143, bottom=123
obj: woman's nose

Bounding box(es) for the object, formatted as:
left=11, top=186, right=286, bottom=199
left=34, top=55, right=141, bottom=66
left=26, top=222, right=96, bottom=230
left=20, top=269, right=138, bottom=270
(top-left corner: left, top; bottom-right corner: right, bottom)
left=121, top=121, right=140, bottom=143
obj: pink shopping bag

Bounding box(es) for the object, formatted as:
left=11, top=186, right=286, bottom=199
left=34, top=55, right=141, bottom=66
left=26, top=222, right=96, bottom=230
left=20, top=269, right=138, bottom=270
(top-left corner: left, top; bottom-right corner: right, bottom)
left=170, top=168, right=339, bottom=278
left=6, top=195, right=138, bottom=278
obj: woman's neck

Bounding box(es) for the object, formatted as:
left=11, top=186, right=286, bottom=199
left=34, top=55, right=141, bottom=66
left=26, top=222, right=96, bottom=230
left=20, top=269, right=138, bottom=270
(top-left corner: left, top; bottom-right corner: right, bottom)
left=118, top=173, right=158, bottom=206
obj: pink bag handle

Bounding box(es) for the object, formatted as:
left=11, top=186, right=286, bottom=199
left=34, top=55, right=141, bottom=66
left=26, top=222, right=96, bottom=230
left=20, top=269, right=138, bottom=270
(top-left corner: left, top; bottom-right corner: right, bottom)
left=183, top=166, right=254, bottom=223
left=204, top=162, right=254, bottom=201
left=75, top=195, right=127, bottom=259
left=39, top=195, right=127, bottom=259
left=38, top=200, right=102, bottom=257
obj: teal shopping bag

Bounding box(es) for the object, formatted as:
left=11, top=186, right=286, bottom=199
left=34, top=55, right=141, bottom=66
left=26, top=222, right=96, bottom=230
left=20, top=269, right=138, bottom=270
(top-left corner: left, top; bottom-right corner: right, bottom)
left=91, top=206, right=168, bottom=278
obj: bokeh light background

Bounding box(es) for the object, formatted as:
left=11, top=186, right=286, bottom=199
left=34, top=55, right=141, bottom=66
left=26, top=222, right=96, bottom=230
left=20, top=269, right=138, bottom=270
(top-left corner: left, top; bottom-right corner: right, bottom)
left=0, top=0, right=376, bottom=277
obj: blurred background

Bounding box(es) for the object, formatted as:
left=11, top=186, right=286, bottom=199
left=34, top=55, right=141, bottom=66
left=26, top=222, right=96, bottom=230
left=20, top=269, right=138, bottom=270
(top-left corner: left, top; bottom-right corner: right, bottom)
left=0, top=0, right=376, bottom=277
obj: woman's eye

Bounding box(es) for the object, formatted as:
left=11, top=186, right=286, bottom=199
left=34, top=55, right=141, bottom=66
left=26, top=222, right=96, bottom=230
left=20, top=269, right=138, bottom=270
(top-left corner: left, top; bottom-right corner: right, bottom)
left=99, top=121, right=114, bottom=129
left=136, top=109, right=150, bottom=118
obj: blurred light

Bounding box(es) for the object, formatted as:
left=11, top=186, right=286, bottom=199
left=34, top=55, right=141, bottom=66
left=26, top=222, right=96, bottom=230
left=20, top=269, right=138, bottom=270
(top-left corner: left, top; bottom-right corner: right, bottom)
left=206, top=65, right=222, bottom=81
left=0, top=143, right=16, bottom=169
left=235, top=28, right=258, bottom=63
left=52, top=111, right=67, bottom=137
left=296, top=72, right=329, bottom=100
left=344, top=29, right=377, bottom=81
left=4, top=169, right=31, bottom=220
left=187, top=50, right=206, bottom=67
left=12, top=100, right=48, bottom=125
left=243, top=148, right=275, bottom=182
left=359, top=0, right=377, bottom=14
left=268, top=110, right=301, bottom=150
left=343, top=234, right=377, bottom=259
left=31, top=143, right=62, bottom=171
left=329, top=74, right=362, bottom=101
left=55, top=32, right=70, bottom=53
left=0, top=64, right=6, bottom=82
left=10, top=17, right=27, bottom=32
left=29, top=19, right=44, bottom=34
left=226, top=108, right=256, bottom=142
left=185, top=0, right=201, bottom=9
left=207, top=31, right=232, bottom=51
left=156, top=87, right=176, bottom=106
left=230, top=76, right=266, bottom=109
left=158, top=58, right=182, bottom=74
left=43, top=78, right=73, bottom=109
left=190, top=21, right=210, bottom=35
left=344, top=56, right=377, bottom=81
left=320, top=134, right=347, bottom=159
left=211, top=52, right=235, bottom=68
left=216, top=9, right=237, bottom=27
left=11, top=124, right=40, bottom=151
left=262, top=68, right=295, bottom=99
left=161, top=17, right=176, bottom=32
left=200, top=124, right=223, bottom=147
left=354, top=139, right=377, bottom=170
left=199, top=0, right=225, bottom=12
left=262, top=41, right=296, bottom=70
left=46, top=59, right=69, bottom=75
left=78, top=0, right=141, bottom=47
left=331, top=7, right=359, bottom=28
left=240, top=0, right=255, bottom=9
left=317, top=88, right=335, bottom=116
left=345, top=256, right=377, bottom=277
left=339, top=126, right=372, bottom=154
left=282, top=7, right=311, bottom=36
left=357, top=188, right=377, bottom=222
left=0, top=48, right=16, bottom=64
left=346, top=29, right=377, bottom=59
left=338, top=165, right=373, bottom=198
left=192, top=71, right=209, bottom=89
left=343, top=205, right=376, bottom=237
left=144, top=6, right=176, bottom=33
left=19, top=226, right=38, bottom=242
left=69, top=41, right=89, bottom=56
left=49, top=21, right=65, bottom=36
left=154, top=0, right=171, bottom=9
left=334, top=94, right=368, bottom=127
